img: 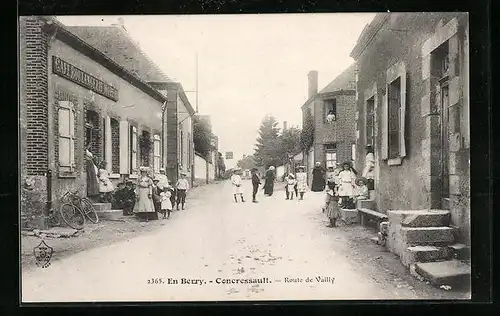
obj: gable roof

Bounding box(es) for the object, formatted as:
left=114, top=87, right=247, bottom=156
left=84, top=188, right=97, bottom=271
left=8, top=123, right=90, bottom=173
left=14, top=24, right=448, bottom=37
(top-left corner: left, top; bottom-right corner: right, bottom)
left=318, top=63, right=357, bottom=94
left=66, top=25, right=172, bottom=83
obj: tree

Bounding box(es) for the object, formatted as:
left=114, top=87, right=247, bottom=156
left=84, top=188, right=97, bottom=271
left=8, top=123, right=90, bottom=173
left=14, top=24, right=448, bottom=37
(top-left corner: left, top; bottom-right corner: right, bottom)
left=279, top=127, right=302, bottom=160
left=300, top=111, right=315, bottom=151
left=253, top=115, right=282, bottom=168
left=237, top=155, right=257, bottom=170
left=193, top=115, right=214, bottom=159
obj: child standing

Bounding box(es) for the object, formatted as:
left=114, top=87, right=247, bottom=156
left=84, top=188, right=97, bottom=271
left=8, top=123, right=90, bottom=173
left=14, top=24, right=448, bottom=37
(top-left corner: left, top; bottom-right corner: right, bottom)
left=325, top=188, right=341, bottom=227
left=338, top=161, right=357, bottom=209
left=159, top=190, right=173, bottom=219
left=295, top=166, right=307, bottom=201
left=231, top=168, right=245, bottom=203
left=175, top=172, right=189, bottom=210
left=251, top=168, right=261, bottom=203
left=285, top=174, right=297, bottom=200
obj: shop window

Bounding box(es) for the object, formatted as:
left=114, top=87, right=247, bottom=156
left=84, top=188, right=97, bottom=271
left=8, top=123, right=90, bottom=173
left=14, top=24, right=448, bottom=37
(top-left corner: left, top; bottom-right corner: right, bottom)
left=141, top=130, right=151, bottom=167
left=153, top=134, right=161, bottom=173
left=110, top=118, right=120, bottom=174
left=58, top=101, right=75, bottom=173
left=85, top=110, right=100, bottom=159
left=325, top=99, right=337, bottom=123
left=130, top=125, right=137, bottom=173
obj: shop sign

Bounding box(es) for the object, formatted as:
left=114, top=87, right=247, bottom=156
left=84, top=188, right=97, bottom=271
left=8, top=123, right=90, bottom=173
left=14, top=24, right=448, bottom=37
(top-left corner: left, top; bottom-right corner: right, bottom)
left=52, top=56, right=119, bottom=101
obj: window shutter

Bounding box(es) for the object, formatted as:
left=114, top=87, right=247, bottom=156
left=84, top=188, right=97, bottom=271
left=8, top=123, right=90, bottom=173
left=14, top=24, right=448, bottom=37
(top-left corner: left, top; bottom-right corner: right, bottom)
left=381, top=91, right=389, bottom=160
left=69, top=107, right=75, bottom=171
left=119, top=120, right=129, bottom=174
left=399, top=66, right=407, bottom=158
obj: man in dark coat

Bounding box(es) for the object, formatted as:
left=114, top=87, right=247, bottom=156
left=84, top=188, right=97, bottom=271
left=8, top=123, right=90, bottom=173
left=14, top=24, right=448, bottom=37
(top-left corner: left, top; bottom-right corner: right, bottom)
left=251, top=168, right=261, bottom=203
left=311, top=162, right=326, bottom=192
left=263, top=166, right=275, bottom=196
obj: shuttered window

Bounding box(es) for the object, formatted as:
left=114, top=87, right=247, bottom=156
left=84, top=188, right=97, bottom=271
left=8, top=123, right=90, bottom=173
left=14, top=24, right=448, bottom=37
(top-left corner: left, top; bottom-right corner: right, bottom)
left=58, top=101, right=75, bottom=173
left=383, top=62, right=407, bottom=164
left=130, top=126, right=137, bottom=173
left=153, top=134, right=161, bottom=173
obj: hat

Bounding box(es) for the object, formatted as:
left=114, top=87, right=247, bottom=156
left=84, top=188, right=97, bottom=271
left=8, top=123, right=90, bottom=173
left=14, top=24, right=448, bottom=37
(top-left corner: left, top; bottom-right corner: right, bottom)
left=315, top=161, right=321, bottom=166
left=269, top=166, right=275, bottom=170
left=180, top=171, right=187, bottom=175
left=356, top=177, right=367, bottom=186
left=159, top=168, right=165, bottom=172
left=139, top=166, right=148, bottom=172
left=153, top=178, right=160, bottom=183
left=126, top=180, right=134, bottom=184
left=251, top=168, right=258, bottom=172
left=288, top=174, right=295, bottom=179
left=341, top=161, right=352, bottom=168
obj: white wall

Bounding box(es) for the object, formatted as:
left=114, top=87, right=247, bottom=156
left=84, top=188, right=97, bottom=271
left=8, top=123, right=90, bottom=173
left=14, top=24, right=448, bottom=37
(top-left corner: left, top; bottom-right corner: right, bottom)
left=194, top=154, right=206, bottom=181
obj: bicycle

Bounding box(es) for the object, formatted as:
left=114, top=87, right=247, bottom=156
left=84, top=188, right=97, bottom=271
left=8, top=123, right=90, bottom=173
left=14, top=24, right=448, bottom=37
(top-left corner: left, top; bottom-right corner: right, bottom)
left=60, top=191, right=99, bottom=229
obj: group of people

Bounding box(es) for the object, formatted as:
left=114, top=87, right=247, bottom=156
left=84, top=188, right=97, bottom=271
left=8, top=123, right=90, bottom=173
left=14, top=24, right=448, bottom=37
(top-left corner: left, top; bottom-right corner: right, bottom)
left=85, top=144, right=191, bottom=222
left=284, top=166, right=308, bottom=200
left=320, top=145, right=376, bottom=228
left=230, top=165, right=280, bottom=203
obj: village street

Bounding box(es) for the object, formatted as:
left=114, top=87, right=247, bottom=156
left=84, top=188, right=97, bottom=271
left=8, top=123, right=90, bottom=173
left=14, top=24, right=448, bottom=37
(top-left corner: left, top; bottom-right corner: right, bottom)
left=21, top=180, right=469, bottom=302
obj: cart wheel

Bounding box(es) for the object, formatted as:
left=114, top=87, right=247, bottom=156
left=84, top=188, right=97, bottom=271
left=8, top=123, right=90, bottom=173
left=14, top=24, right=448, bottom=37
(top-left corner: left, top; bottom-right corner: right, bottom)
left=80, top=198, right=99, bottom=224
left=59, top=203, right=85, bottom=230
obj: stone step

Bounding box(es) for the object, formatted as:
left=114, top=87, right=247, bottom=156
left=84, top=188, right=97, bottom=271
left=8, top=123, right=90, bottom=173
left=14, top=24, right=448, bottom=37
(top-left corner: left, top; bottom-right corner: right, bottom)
left=339, top=208, right=359, bottom=225
left=388, top=210, right=450, bottom=227
left=448, top=243, right=470, bottom=260
left=401, top=245, right=453, bottom=267
left=95, top=209, right=123, bottom=221
left=92, top=203, right=112, bottom=211
left=401, top=226, right=455, bottom=245
left=414, top=260, right=471, bottom=288
left=356, top=199, right=375, bottom=210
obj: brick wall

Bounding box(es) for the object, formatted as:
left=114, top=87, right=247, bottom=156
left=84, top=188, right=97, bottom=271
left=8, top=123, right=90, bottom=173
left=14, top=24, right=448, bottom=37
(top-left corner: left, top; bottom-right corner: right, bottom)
left=312, top=92, right=356, bottom=168
left=20, top=17, right=49, bottom=176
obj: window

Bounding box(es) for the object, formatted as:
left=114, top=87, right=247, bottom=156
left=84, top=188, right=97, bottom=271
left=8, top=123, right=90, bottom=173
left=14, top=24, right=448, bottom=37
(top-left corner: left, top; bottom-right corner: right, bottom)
left=388, top=78, right=401, bottom=159
left=382, top=61, right=407, bottom=164
left=141, top=130, right=151, bottom=166
left=325, top=143, right=337, bottom=168
left=324, top=99, right=337, bottom=123
left=180, top=129, right=184, bottom=166
left=153, top=134, right=161, bottom=173
left=130, top=125, right=137, bottom=173
left=366, top=97, right=375, bottom=147
left=187, top=132, right=192, bottom=171
left=351, top=143, right=356, bottom=161
left=110, top=118, right=120, bottom=174
left=58, top=101, right=75, bottom=173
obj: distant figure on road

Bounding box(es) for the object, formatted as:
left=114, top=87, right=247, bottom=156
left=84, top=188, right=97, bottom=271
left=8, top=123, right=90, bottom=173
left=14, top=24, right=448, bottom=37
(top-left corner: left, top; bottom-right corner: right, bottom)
left=176, top=172, right=189, bottom=210
left=231, top=168, right=245, bottom=203
left=285, top=174, right=297, bottom=200
left=311, top=162, right=326, bottom=192
left=251, top=168, right=261, bottom=203
left=295, top=166, right=307, bottom=200
left=133, top=166, right=157, bottom=222
left=263, top=166, right=275, bottom=196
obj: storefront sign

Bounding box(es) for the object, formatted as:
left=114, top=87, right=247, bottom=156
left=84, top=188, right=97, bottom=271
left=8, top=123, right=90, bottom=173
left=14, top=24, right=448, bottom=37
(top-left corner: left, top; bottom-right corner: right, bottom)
left=52, top=56, right=119, bottom=101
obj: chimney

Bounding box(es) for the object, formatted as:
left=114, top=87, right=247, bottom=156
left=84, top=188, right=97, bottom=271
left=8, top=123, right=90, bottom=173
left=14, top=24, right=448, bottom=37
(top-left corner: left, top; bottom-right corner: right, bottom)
left=308, top=70, right=318, bottom=99
left=283, top=121, right=288, bottom=132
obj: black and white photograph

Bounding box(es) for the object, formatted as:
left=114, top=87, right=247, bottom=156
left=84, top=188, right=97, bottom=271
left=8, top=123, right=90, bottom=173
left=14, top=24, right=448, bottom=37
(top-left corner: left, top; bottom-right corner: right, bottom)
left=19, top=12, right=472, bottom=302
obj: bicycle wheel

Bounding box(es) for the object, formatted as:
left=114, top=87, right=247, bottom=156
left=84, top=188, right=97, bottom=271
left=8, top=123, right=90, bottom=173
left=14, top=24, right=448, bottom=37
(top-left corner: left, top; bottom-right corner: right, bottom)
left=80, top=197, right=99, bottom=224
left=59, top=203, right=85, bottom=230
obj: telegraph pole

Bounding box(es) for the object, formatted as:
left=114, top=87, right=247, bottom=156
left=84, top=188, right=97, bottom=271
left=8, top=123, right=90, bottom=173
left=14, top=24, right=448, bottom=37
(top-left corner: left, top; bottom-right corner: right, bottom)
left=195, top=52, right=199, bottom=113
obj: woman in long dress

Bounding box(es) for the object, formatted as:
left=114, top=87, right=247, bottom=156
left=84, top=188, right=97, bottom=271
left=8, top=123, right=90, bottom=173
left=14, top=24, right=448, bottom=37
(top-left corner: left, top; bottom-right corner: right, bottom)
left=133, top=166, right=157, bottom=221
left=311, top=162, right=326, bottom=192
left=263, top=166, right=275, bottom=196
left=85, top=145, right=100, bottom=200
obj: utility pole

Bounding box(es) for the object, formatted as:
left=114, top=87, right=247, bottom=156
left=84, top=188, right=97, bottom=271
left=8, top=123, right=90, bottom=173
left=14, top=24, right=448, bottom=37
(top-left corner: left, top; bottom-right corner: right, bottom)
left=195, top=52, right=199, bottom=113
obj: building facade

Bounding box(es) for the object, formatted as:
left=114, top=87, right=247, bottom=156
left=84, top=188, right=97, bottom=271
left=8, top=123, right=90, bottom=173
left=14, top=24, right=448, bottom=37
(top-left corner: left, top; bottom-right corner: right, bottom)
left=350, top=13, right=470, bottom=244
left=19, top=16, right=170, bottom=227
left=301, top=65, right=357, bottom=184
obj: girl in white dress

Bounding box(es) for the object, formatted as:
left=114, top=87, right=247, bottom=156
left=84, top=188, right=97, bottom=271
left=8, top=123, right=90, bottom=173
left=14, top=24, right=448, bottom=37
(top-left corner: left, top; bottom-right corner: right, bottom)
left=98, top=161, right=114, bottom=202
left=159, top=190, right=172, bottom=219
left=231, top=169, right=245, bottom=203
left=337, top=161, right=357, bottom=209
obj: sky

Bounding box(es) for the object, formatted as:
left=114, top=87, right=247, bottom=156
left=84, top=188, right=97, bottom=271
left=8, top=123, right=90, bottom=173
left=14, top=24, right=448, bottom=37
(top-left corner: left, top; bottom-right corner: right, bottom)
left=57, top=14, right=375, bottom=169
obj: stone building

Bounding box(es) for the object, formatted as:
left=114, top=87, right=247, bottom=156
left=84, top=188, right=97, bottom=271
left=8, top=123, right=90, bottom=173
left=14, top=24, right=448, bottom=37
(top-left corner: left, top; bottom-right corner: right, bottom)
left=350, top=13, right=470, bottom=282
left=301, top=65, right=357, bottom=184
